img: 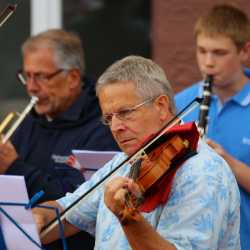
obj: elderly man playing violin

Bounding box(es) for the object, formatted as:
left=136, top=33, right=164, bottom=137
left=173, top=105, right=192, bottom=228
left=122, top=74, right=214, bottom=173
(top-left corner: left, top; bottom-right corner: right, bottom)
left=33, top=55, right=240, bottom=250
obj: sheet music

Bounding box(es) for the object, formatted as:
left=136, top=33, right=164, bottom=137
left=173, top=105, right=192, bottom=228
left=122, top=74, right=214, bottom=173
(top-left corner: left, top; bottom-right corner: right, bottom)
left=72, top=150, right=119, bottom=180
left=0, top=175, right=41, bottom=250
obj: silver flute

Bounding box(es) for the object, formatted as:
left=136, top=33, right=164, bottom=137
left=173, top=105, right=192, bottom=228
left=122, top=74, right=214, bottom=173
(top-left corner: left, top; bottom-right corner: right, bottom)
left=1, top=96, right=38, bottom=144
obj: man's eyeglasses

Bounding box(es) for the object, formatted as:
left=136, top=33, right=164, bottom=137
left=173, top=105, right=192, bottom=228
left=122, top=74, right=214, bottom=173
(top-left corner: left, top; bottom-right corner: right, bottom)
left=17, top=69, right=67, bottom=85
left=101, top=97, right=155, bottom=126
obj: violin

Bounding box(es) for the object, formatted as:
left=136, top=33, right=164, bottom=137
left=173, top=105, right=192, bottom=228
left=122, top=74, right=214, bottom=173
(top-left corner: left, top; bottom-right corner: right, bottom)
left=135, top=135, right=189, bottom=192
left=41, top=97, right=202, bottom=238
left=119, top=122, right=199, bottom=224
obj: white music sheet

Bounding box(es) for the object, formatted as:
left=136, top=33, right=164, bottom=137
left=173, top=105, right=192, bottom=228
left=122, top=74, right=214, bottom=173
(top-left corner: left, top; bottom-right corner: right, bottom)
left=0, top=175, right=41, bottom=250
left=72, top=150, right=119, bottom=180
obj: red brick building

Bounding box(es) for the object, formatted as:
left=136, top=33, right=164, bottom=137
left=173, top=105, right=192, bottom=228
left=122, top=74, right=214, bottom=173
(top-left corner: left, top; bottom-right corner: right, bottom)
left=152, top=0, right=250, bottom=93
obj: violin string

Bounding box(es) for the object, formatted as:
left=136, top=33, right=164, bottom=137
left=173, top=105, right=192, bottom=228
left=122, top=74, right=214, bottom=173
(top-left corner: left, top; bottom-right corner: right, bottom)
left=129, top=158, right=142, bottom=180
left=125, top=159, right=142, bottom=208
left=128, top=158, right=146, bottom=209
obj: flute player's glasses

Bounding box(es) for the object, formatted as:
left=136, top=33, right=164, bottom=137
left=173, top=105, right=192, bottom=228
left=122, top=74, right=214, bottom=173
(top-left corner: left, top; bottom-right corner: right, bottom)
left=17, top=69, right=67, bottom=86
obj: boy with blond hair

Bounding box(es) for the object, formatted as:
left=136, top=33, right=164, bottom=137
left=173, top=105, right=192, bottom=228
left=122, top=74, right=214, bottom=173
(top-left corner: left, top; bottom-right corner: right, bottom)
left=175, top=4, right=250, bottom=249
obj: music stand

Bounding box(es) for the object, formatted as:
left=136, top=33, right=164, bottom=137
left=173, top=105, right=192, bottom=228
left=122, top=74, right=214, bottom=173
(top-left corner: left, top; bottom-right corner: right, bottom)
left=0, top=221, right=7, bottom=250
left=0, top=175, right=67, bottom=250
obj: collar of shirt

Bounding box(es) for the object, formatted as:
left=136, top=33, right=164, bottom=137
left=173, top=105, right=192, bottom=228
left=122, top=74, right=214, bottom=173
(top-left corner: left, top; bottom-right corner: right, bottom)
left=198, top=79, right=250, bottom=107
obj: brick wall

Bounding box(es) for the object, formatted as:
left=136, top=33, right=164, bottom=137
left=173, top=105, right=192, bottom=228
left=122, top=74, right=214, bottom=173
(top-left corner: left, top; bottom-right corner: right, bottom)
left=152, top=0, right=250, bottom=93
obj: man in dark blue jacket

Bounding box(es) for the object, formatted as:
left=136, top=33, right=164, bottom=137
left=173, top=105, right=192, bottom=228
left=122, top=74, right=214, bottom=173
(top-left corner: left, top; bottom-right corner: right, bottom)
left=0, top=29, right=119, bottom=249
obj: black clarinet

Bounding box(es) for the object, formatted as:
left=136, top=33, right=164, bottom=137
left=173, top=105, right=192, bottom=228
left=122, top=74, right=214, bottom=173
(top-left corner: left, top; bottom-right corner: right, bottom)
left=198, top=74, right=213, bottom=137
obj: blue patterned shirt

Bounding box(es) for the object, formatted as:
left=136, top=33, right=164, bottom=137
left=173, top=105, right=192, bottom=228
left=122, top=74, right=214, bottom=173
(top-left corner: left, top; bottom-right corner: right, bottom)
left=175, top=79, right=250, bottom=250
left=58, top=140, right=240, bottom=250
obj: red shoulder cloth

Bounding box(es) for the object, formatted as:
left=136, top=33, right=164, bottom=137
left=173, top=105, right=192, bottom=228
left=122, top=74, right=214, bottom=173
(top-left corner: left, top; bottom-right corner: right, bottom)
left=139, top=122, right=199, bottom=212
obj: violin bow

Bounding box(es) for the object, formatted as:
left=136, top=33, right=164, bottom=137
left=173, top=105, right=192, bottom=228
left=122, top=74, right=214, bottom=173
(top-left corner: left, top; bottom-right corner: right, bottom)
left=41, top=97, right=202, bottom=238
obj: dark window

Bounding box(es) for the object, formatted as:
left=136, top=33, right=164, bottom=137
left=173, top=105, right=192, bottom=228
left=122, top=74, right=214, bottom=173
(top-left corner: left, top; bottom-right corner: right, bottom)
left=63, top=0, right=151, bottom=79
left=0, top=1, right=30, bottom=119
